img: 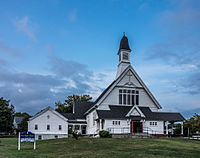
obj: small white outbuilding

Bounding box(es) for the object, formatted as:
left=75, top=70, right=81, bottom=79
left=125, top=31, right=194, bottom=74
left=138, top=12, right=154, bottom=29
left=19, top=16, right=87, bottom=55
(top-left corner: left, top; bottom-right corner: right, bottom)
left=28, top=107, right=68, bottom=140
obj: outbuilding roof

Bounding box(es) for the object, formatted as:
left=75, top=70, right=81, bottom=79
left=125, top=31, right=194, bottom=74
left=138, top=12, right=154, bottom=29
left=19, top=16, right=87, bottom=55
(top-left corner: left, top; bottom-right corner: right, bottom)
left=61, top=101, right=94, bottom=120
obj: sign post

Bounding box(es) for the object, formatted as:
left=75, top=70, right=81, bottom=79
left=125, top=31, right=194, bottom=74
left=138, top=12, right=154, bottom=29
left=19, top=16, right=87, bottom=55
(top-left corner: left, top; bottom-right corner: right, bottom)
left=18, top=132, right=20, bottom=151
left=18, top=132, right=36, bottom=151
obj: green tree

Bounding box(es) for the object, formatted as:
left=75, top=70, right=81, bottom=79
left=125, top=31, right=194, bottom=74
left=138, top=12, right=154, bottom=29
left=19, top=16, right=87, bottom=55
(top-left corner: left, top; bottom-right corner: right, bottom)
left=184, top=114, right=200, bottom=135
left=0, top=97, right=15, bottom=134
left=18, top=113, right=31, bottom=132
left=55, top=94, right=92, bottom=113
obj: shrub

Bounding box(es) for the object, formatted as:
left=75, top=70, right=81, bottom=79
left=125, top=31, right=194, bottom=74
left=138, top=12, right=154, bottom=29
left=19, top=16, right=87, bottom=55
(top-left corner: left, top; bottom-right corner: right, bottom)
left=72, top=131, right=79, bottom=140
left=99, top=130, right=110, bottom=138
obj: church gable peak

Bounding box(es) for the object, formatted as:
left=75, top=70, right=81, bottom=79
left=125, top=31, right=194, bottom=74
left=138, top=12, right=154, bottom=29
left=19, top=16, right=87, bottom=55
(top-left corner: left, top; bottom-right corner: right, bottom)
left=126, top=106, right=145, bottom=117
left=117, top=68, right=142, bottom=88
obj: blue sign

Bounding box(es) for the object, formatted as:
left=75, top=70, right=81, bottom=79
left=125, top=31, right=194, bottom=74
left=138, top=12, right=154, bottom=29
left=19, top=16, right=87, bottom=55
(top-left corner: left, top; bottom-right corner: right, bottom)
left=20, top=132, right=35, bottom=142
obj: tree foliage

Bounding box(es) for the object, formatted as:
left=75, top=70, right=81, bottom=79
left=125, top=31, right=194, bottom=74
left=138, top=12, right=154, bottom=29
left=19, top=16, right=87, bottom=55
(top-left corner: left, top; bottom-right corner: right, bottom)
left=184, top=114, right=200, bottom=134
left=17, top=113, right=31, bottom=132
left=55, top=94, right=92, bottom=113
left=0, top=97, right=15, bottom=134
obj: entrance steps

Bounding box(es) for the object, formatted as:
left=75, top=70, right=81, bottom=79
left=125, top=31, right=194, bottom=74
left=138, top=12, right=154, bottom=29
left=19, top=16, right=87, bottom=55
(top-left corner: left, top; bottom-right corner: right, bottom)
left=111, top=133, right=153, bottom=138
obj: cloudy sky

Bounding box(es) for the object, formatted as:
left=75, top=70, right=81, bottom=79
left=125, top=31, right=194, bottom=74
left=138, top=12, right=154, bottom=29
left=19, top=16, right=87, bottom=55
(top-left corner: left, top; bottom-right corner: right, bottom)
left=0, top=0, right=200, bottom=118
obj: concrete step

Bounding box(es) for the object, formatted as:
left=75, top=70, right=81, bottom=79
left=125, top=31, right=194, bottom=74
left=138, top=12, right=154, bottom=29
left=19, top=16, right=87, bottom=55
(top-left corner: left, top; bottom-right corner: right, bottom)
left=111, top=133, right=153, bottom=138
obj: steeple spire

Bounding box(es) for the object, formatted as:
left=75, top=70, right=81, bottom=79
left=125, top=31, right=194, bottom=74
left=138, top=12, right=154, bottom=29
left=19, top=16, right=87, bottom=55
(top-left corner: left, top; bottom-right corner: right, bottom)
left=118, top=33, right=131, bottom=54
left=116, top=33, right=132, bottom=79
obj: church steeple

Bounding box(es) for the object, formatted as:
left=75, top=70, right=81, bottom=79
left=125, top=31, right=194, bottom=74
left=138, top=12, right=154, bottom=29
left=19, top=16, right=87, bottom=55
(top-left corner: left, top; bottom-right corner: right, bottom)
left=118, top=32, right=131, bottom=54
left=116, top=33, right=132, bottom=79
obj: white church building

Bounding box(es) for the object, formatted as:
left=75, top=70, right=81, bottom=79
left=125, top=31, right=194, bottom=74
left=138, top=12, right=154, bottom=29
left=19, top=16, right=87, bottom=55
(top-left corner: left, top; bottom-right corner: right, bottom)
left=28, top=34, right=185, bottom=140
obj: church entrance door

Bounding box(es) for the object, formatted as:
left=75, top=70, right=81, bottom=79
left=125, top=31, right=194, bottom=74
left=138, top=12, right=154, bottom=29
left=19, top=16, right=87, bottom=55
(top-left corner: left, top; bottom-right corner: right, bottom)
left=130, top=121, right=143, bottom=133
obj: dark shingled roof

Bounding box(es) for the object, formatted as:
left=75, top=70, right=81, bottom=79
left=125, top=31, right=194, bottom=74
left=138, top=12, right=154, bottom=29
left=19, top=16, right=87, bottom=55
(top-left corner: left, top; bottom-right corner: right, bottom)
left=61, top=113, right=76, bottom=120
left=74, top=101, right=94, bottom=119
left=118, top=35, right=131, bottom=54
left=97, top=105, right=185, bottom=121
left=139, top=107, right=185, bottom=121
left=97, top=105, right=133, bottom=119
left=61, top=101, right=94, bottom=120
left=68, top=120, right=87, bottom=124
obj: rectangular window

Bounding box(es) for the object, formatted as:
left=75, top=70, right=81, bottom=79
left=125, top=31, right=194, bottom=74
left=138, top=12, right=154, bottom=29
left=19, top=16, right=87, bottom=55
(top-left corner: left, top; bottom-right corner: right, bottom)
left=35, top=124, right=38, bottom=130
left=59, top=125, right=62, bottom=130
left=123, top=94, right=126, bottom=104
left=136, top=95, right=139, bottom=105
left=47, top=125, right=50, bottom=130
left=93, top=112, right=96, bottom=126
left=119, top=89, right=139, bottom=105
left=127, top=94, right=131, bottom=105
left=119, top=94, right=122, bottom=104
left=113, top=121, right=120, bottom=126
left=132, top=95, right=135, bottom=105
left=150, top=122, right=157, bottom=126
left=123, top=52, right=128, bottom=60
left=75, top=125, right=80, bottom=130
left=38, top=135, right=42, bottom=140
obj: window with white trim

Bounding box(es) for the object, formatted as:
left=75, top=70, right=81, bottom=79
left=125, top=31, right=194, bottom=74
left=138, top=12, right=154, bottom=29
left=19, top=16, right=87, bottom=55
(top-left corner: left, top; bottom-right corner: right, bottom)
left=47, top=124, right=50, bottom=130
left=35, top=124, right=38, bottom=130
left=93, top=112, right=96, bottom=126
left=112, top=121, right=120, bottom=126
left=150, top=121, right=158, bottom=126
left=119, top=89, right=139, bottom=105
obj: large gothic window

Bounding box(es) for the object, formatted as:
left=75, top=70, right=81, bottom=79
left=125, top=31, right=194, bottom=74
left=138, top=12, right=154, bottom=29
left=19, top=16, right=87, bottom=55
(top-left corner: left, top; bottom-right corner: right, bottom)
left=119, top=89, right=139, bottom=105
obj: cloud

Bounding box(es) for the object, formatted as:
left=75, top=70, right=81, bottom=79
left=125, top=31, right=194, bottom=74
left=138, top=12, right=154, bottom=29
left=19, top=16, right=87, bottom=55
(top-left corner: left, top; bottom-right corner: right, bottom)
left=68, top=8, right=78, bottom=22
left=0, top=47, right=114, bottom=115
left=0, top=40, right=22, bottom=57
left=145, top=0, right=200, bottom=94
left=13, top=16, right=37, bottom=42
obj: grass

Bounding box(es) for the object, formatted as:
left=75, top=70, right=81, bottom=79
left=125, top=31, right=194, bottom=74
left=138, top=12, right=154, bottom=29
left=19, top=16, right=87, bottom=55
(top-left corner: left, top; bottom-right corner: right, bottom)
left=0, top=137, right=200, bottom=158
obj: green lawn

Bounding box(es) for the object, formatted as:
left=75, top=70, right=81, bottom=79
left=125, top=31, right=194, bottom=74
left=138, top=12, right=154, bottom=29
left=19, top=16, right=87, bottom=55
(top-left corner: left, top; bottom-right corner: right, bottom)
left=0, top=137, right=199, bottom=158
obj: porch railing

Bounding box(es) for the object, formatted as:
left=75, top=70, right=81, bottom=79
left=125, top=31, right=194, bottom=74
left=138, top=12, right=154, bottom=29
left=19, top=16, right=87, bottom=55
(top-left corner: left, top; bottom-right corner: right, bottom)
left=107, top=127, right=130, bottom=134
left=107, top=126, right=162, bottom=137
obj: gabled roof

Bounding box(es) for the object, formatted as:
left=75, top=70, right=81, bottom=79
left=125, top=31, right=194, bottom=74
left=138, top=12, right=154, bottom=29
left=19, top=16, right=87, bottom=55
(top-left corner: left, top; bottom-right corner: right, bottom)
left=126, top=105, right=145, bottom=118
left=74, top=101, right=94, bottom=119
left=93, top=65, right=162, bottom=109
left=29, top=106, right=68, bottom=122
left=96, top=105, right=185, bottom=121
left=61, top=113, right=76, bottom=120
left=97, top=105, right=133, bottom=119
left=138, top=107, right=185, bottom=121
